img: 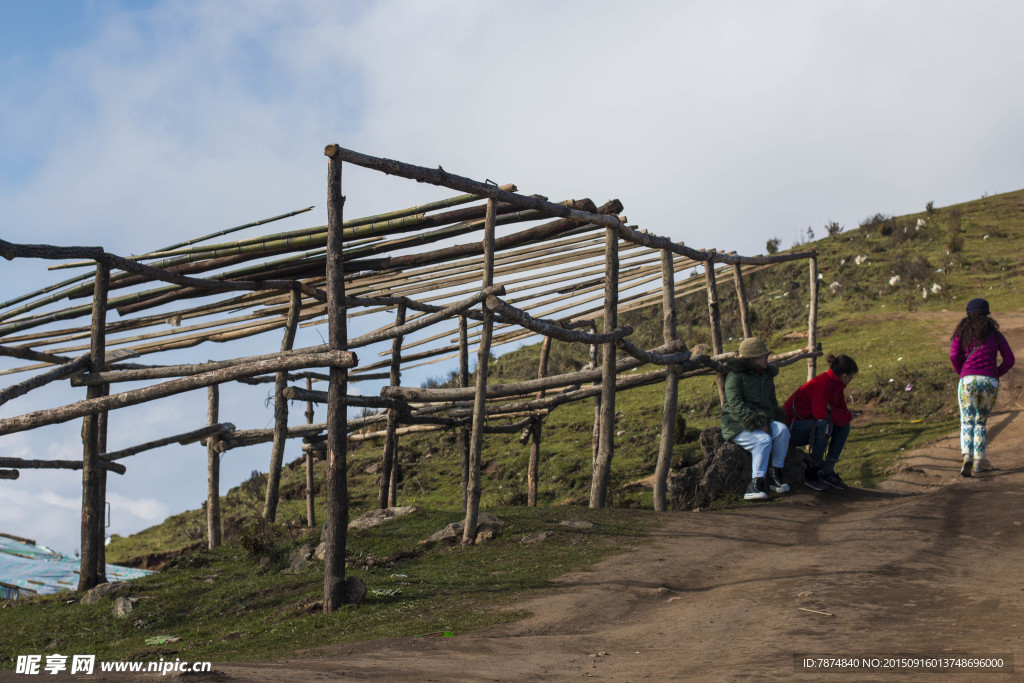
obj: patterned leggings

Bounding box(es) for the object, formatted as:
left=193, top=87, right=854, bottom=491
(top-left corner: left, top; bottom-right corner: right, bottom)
left=958, top=375, right=999, bottom=461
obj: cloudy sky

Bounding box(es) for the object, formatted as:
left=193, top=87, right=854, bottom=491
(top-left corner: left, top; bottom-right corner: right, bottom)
left=2, top=0, right=1023, bottom=555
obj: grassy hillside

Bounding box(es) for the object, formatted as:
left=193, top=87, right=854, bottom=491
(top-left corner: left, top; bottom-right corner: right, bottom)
left=4, top=188, right=1023, bottom=665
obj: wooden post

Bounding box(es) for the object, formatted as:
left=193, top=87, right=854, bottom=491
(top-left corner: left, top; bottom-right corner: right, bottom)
left=378, top=303, right=406, bottom=508
left=79, top=262, right=109, bottom=591
left=323, top=145, right=349, bottom=612
left=654, top=249, right=679, bottom=512
left=263, top=289, right=302, bottom=521
left=96, top=396, right=108, bottom=575
left=304, top=377, right=316, bottom=528
left=588, top=322, right=601, bottom=471
left=808, top=254, right=819, bottom=380
left=458, top=314, right=470, bottom=513
left=206, top=384, right=221, bottom=549
left=463, top=198, right=496, bottom=543
left=589, top=224, right=619, bottom=509
left=527, top=335, right=551, bottom=507
left=732, top=263, right=752, bottom=339
left=704, top=255, right=725, bottom=405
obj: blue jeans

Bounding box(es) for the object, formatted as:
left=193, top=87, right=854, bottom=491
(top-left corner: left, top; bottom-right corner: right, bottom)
left=789, top=419, right=850, bottom=474
left=731, top=421, right=790, bottom=478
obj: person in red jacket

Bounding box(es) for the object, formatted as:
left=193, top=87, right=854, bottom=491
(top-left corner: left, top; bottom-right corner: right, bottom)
left=783, top=354, right=858, bottom=491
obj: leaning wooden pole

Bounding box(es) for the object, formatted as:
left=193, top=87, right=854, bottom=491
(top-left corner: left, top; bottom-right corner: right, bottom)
left=206, top=384, right=222, bottom=549
left=304, top=377, right=316, bottom=528
left=704, top=255, right=725, bottom=404
left=458, top=313, right=470, bottom=513
left=79, top=262, right=109, bottom=591
left=732, top=263, right=752, bottom=339
left=588, top=322, right=601, bottom=471
left=807, top=254, right=819, bottom=380
left=263, top=288, right=302, bottom=521
left=590, top=224, right=619, bottom=509
left=378, top=303, right=406, bottom=508
left=323, top=145, right=349, bottom=612
left=654, top=249, right=679, bottom=512
left=527, top=335, right=551, bottom=507
left=95, top=393, right=109, bottom=576
left=463, top=198, right=496, bottom=543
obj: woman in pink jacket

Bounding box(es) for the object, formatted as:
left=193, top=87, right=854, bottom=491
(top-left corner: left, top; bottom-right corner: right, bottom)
left=950, top=298, right=1015, bottom=476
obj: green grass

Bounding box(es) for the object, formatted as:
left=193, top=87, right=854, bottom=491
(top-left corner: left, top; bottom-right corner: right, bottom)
left=8, top=187, right=1024, bottom=666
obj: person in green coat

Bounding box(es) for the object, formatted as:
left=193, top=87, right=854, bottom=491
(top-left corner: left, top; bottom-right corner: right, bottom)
left=721, top=337, right=791, bottom=501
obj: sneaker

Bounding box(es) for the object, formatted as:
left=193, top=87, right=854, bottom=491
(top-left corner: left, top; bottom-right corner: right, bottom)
left=960, top=458, right=972, bottom=478
left=821, top=471, right=848, bottom=490
left=768, top=467, right=790, bottom=494
left=744, top=477, right=768, bottom=501
left=972, top=459, right=987, bottom=474
left=803, top=474, right=826, bottom=491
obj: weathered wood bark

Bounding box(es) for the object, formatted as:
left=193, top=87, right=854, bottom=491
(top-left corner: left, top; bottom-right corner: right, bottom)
left=0, top=470, right=18, bottom=479
left=458, top=314, right=470, bottom=513
left=0, top=344, right=72, bottom=365
left=264, top=289, right=302, bottom=522
left=105, top=422, right=234, bottom=460
left=528, top=336, right=551, bottom=508
left=304, top=377, right=316, bottom=529
left=613, top=224, right=817, bottom=266
left=808, top=255, right=819, bottom=381
left=378, top=303, right=405, bottom=509
left=705, top=257, right=726, bottom=405
left=463, top=199, right=496, bottom=543
left=0, top=350, right=354, bottom=437
left=732, top=263, right=752, bottom=338
left=80, top=263, right=109, bottom=590
left=482, top=296, right=632, bottom=345
left=654, top=249, right=679, bottom=512
left=590, top=225, right=619, bottom=509
left=0, top=457, right=125, bottom=474
left=206, top=385, right=222, bottom=549
left=0, top=354, right=90, bottom=406
left=588, top=322, right=601, bottom=471
left=322, top=147, right=349, bottom=612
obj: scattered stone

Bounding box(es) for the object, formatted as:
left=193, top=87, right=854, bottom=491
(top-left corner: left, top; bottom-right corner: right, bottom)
left=81, top=581, right=132, bottom=605
left=112, top=597, right=133, bottom=618
left=313, top=541, right=326, bottom=561
left=558, top=520, right=594, bottom=530
left=521, top=531, right=555, bottom=544
left=280, top=545, right=312, bottom=574
left=345, top=576, right=367, bottom=606
left=348, top=506, right=419, bottom=531
left=422, top=512, right=504, bottom=545
left=364, top=461, right=381, bottom=475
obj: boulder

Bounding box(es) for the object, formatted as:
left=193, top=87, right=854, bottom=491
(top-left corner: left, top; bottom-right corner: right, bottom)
left=558, top=520, right=594, bottom=530
left=422, top=512, right=504, bottom=545
left=521, top=531, right=555, bottom=544
left=112, top=596, right=133, bottom=618
left=280, top=546, right=312, bottom=574
left=348, top=506, right=418, bottom=531
left=81, top=581, right=132, bottom=605
left=668, top=427, right=806, bottom=510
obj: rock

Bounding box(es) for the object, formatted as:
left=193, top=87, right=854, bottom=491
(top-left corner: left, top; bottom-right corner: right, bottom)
left=559, top=520, right=594, bottom=530
left=521, top=531, right=555, bottom=544
left=669, top=427, right=806, bottom=510
left=348, top=506, right=418, bottom=531
left=422, top=512, right=504, bottom=545
left=345, top=576, right=367, bottom=606
left=280, top=545, right=312, bottom=574
left=313, top=541, right=326, bottom=561
left=364, top=461, right=381, bottom=475
left=81, top=581, right=132, bottom=605
left=112, top=597, right=133, bottom=618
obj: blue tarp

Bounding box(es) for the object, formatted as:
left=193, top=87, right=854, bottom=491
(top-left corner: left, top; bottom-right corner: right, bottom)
left=0, top=534, right=153, bottom=600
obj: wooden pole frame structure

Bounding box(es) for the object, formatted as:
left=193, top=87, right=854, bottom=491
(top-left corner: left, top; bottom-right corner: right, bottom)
left=206, top=384, right=222, bottom=549
left=263, top=289, right=302, bottom=521
left=378, top=303, right=406, bottom=508
left=653, top=249, right=679, bottom=512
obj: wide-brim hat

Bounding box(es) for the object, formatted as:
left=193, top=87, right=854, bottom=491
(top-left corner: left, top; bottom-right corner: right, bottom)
left=737, top=337, right=771, bottom=359
left=966, top=298, right=990, bottom=315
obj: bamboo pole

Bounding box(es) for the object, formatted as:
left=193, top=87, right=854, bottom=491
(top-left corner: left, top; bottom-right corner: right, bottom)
left=463, top=199, right=496, bottom=544
left=528, top=336, right=552, bottom=508
left=378, top=303, right=405, bottom=509
left=807, top=255, right=819, bottom=381
left=654, top=249, right=679, bottom=513
left=206, top=385, right=222, bottom=549
left=705, top=256, right=726, bottom=405
left=323, top=147, right=348, bottom=613
left=263, top=290, right=302, bottom=522
left=0, top=350, right=355, bottom=437
left=458, top=314, right=470, bottom=513
left=733, top=263, right=752, bottom=338
left=79, top=263, right=109, bottom=591
left=590, top=225, right=619, bottom=509
left=304, top=377, right=317, bottom=528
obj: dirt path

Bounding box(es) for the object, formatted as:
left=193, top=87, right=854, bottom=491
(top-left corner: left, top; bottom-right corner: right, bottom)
left=221, top=322, right=1024, bottom=681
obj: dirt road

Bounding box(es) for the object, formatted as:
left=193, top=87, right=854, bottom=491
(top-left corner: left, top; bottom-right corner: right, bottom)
left=222, top=322, right=1024, bottom=681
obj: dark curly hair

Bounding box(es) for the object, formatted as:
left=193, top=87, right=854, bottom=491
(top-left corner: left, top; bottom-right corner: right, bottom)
left=826, top=353, right=858, bottom=375
left=952, top=311, right=999, bottom=348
